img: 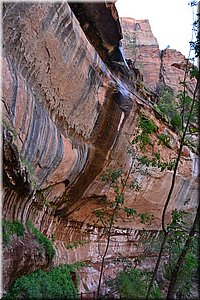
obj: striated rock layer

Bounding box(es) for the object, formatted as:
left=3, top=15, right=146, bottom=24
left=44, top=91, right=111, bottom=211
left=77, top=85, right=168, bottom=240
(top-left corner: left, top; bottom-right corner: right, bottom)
left=120, top=17, right=196, bottom=96
left=2, top=2, right=198, bottom=294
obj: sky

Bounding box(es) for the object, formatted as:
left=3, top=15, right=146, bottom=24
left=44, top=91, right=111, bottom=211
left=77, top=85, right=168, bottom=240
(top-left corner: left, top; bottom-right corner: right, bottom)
left=116, top=0, right=198, bottom=59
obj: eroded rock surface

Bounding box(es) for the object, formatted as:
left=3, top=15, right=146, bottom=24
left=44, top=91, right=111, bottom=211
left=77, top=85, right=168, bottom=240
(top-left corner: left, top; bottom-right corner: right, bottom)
left=2, top=2, right=199, bottom=295
left=120, top=17, right=197, bottom=96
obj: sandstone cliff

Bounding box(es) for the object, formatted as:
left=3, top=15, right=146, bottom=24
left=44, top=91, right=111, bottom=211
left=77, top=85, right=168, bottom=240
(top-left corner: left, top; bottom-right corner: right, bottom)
left=120, top=17, right=196, bottom=96
left=2, top=2, right=199, bottom=296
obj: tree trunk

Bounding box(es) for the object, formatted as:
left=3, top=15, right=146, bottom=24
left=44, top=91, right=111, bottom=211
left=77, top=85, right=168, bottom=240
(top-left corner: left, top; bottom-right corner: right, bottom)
left=166, top=202, right=200, bottom=299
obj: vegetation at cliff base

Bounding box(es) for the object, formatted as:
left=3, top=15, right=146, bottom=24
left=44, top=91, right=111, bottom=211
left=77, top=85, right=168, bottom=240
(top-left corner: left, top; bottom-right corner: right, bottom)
left=26, top=220, right=56, bottom=260
left=3, top=219, right=56, bottom=261
left=3, top=220, right=25, bottom=245
left=3, top=264, right=79, bottom=299
left=115, top=269, right=163, bottom=299
left=163, top=210, right=198, bottom=298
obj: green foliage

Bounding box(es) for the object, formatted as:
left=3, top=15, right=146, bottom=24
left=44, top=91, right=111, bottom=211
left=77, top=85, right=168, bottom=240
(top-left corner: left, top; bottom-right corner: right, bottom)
left=167, top=209, right=188, bottom=233
left=115, top=192, right=124, bottom=204
left=189, top=65, right=199, bottom=79
left=94, top=170, right=126, bottom=227
left=138, top=212, right=155, bottom=225
left=177, top=89, right=198, bottom=126
left=130, top=114, right=176, bottom=173
left=98, top=168, right=154, bottom=228
left=157, top=133, right=170, bottom=147
left=155, top=84, right=175, bottom=120
left=117, top=269, right=146, bottom=299
left=190, top=22, right=200, bottom=59
left=115, top=269, right=163, bottom=299
left=129, top=179, right=141, bottom=191
left=124, top=207, right=137, bottom=217
left=65, top=240, right=88, bottom=249
left=94, top=208, right=112, bottom=227
left=154, top=83, right=183, bottom=131
left=36, top=190, right=56, bottom=209
left=2, top=118, right=17, bottom=140
left=101, top=170, right=123, bottom=184
left=138, top=115, right=157, bottom=134
left=70, top=261, right=87, bottom=269
left=137, top=154, right=176, bottom=171
left=155, top=80, right=198, bottom=132
left=26, top=220, right=56, bottom=260
left=164, top=239, right=197, bottom=298
left=3, top=220, right=25, bottom=245
left=124, top=208, right=154, bottom=225
left=3, top=264, right=79, bottom=299
left=20, top=155, right=34, bottom=176
left=164, top=210, right=198, bottom=298
left=132, top=115, right=157, bottom=150
left=189, top=0, right=198, bottom=7
left=19, top=155, right=36, bottom=187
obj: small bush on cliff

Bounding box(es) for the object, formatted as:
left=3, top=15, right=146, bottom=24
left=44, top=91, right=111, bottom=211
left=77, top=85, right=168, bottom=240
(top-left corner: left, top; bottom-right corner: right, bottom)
left=154, top=83, right=182, bottom=131
left=2, top=118, right=17, bottom=140
left=132, top=115, right=157, bottom=150
left=3, top=220, right=25, bottom=245
left=3, top=264, right=79, bottom=299
left=26, top=220, right=56, bottom=261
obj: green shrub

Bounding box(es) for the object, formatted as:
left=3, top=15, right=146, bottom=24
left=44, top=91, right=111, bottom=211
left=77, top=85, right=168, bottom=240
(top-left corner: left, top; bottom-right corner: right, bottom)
left=26, top=220, right=55, bottom=260
left=116, top=269, right=163, bottom=299
left=101, top=170, right=122, bottom=184
left=138, top=115, right=157, bottom=135
left=170, top=113, right=182, bottom=131
left=3, top=264, right=79, bottom=299
left=164, top=210, right=198, bottom=298
left=129, top=180, right=141, bottom=191
left=2, top=118, right=17, bottom=140
left=137, top=154, right=176, bottom=171
left=164, top=240, right=197, bottom=298
left=138, top=212, right=155, bottom=225
left=132, top=115, right=157, bottom=151
left=154, top=83, right=183, bottom=130
left=157, top=133, right=170, bottom=147
left=154, top=83, right=196, bottom=132
left=3, top=220, right=25, bottom=245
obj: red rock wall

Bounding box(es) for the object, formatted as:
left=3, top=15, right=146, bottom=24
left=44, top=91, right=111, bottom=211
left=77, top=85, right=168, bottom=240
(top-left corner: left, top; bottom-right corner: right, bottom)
left=120, top=17, right=161, bottom=91
left=2, top=2, right=199, bottom=294
left=120, top=17, right=196, bottom=96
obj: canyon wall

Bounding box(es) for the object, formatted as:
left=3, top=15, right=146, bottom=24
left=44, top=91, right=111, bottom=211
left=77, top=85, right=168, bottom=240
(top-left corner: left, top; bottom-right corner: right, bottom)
left=120, top=17, right=196, bottom=96
left=2, top=2, right=198, bottom=295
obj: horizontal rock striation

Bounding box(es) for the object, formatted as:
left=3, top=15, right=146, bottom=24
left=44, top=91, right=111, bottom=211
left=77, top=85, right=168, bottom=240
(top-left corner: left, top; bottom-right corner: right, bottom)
left=120, top=17, right=197, bottom=96
left=2, top=2, right=199, bottom=295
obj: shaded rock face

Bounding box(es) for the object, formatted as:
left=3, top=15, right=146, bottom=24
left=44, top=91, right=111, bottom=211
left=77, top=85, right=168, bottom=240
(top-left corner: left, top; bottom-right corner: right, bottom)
left=160, top=48, right=196, bottom=95
left=120, top=17, right=196, bottom=95
left=3, top=232, right=47, bottom=291
left=68, top=2, right=129, bottom=76
left=69, top=2, right=122, bottom=54
left=2, top=2, right=198, bottom=294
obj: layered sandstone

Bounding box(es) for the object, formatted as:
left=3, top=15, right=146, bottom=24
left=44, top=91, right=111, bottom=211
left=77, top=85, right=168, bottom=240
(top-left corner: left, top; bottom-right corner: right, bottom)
left=161, top=48, right=196, bottom=95
left=120, top=17, right=196, bottom=96
left=120, top=17, right=161, bottom=91
left=2, top=2, right=198, bottom=296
